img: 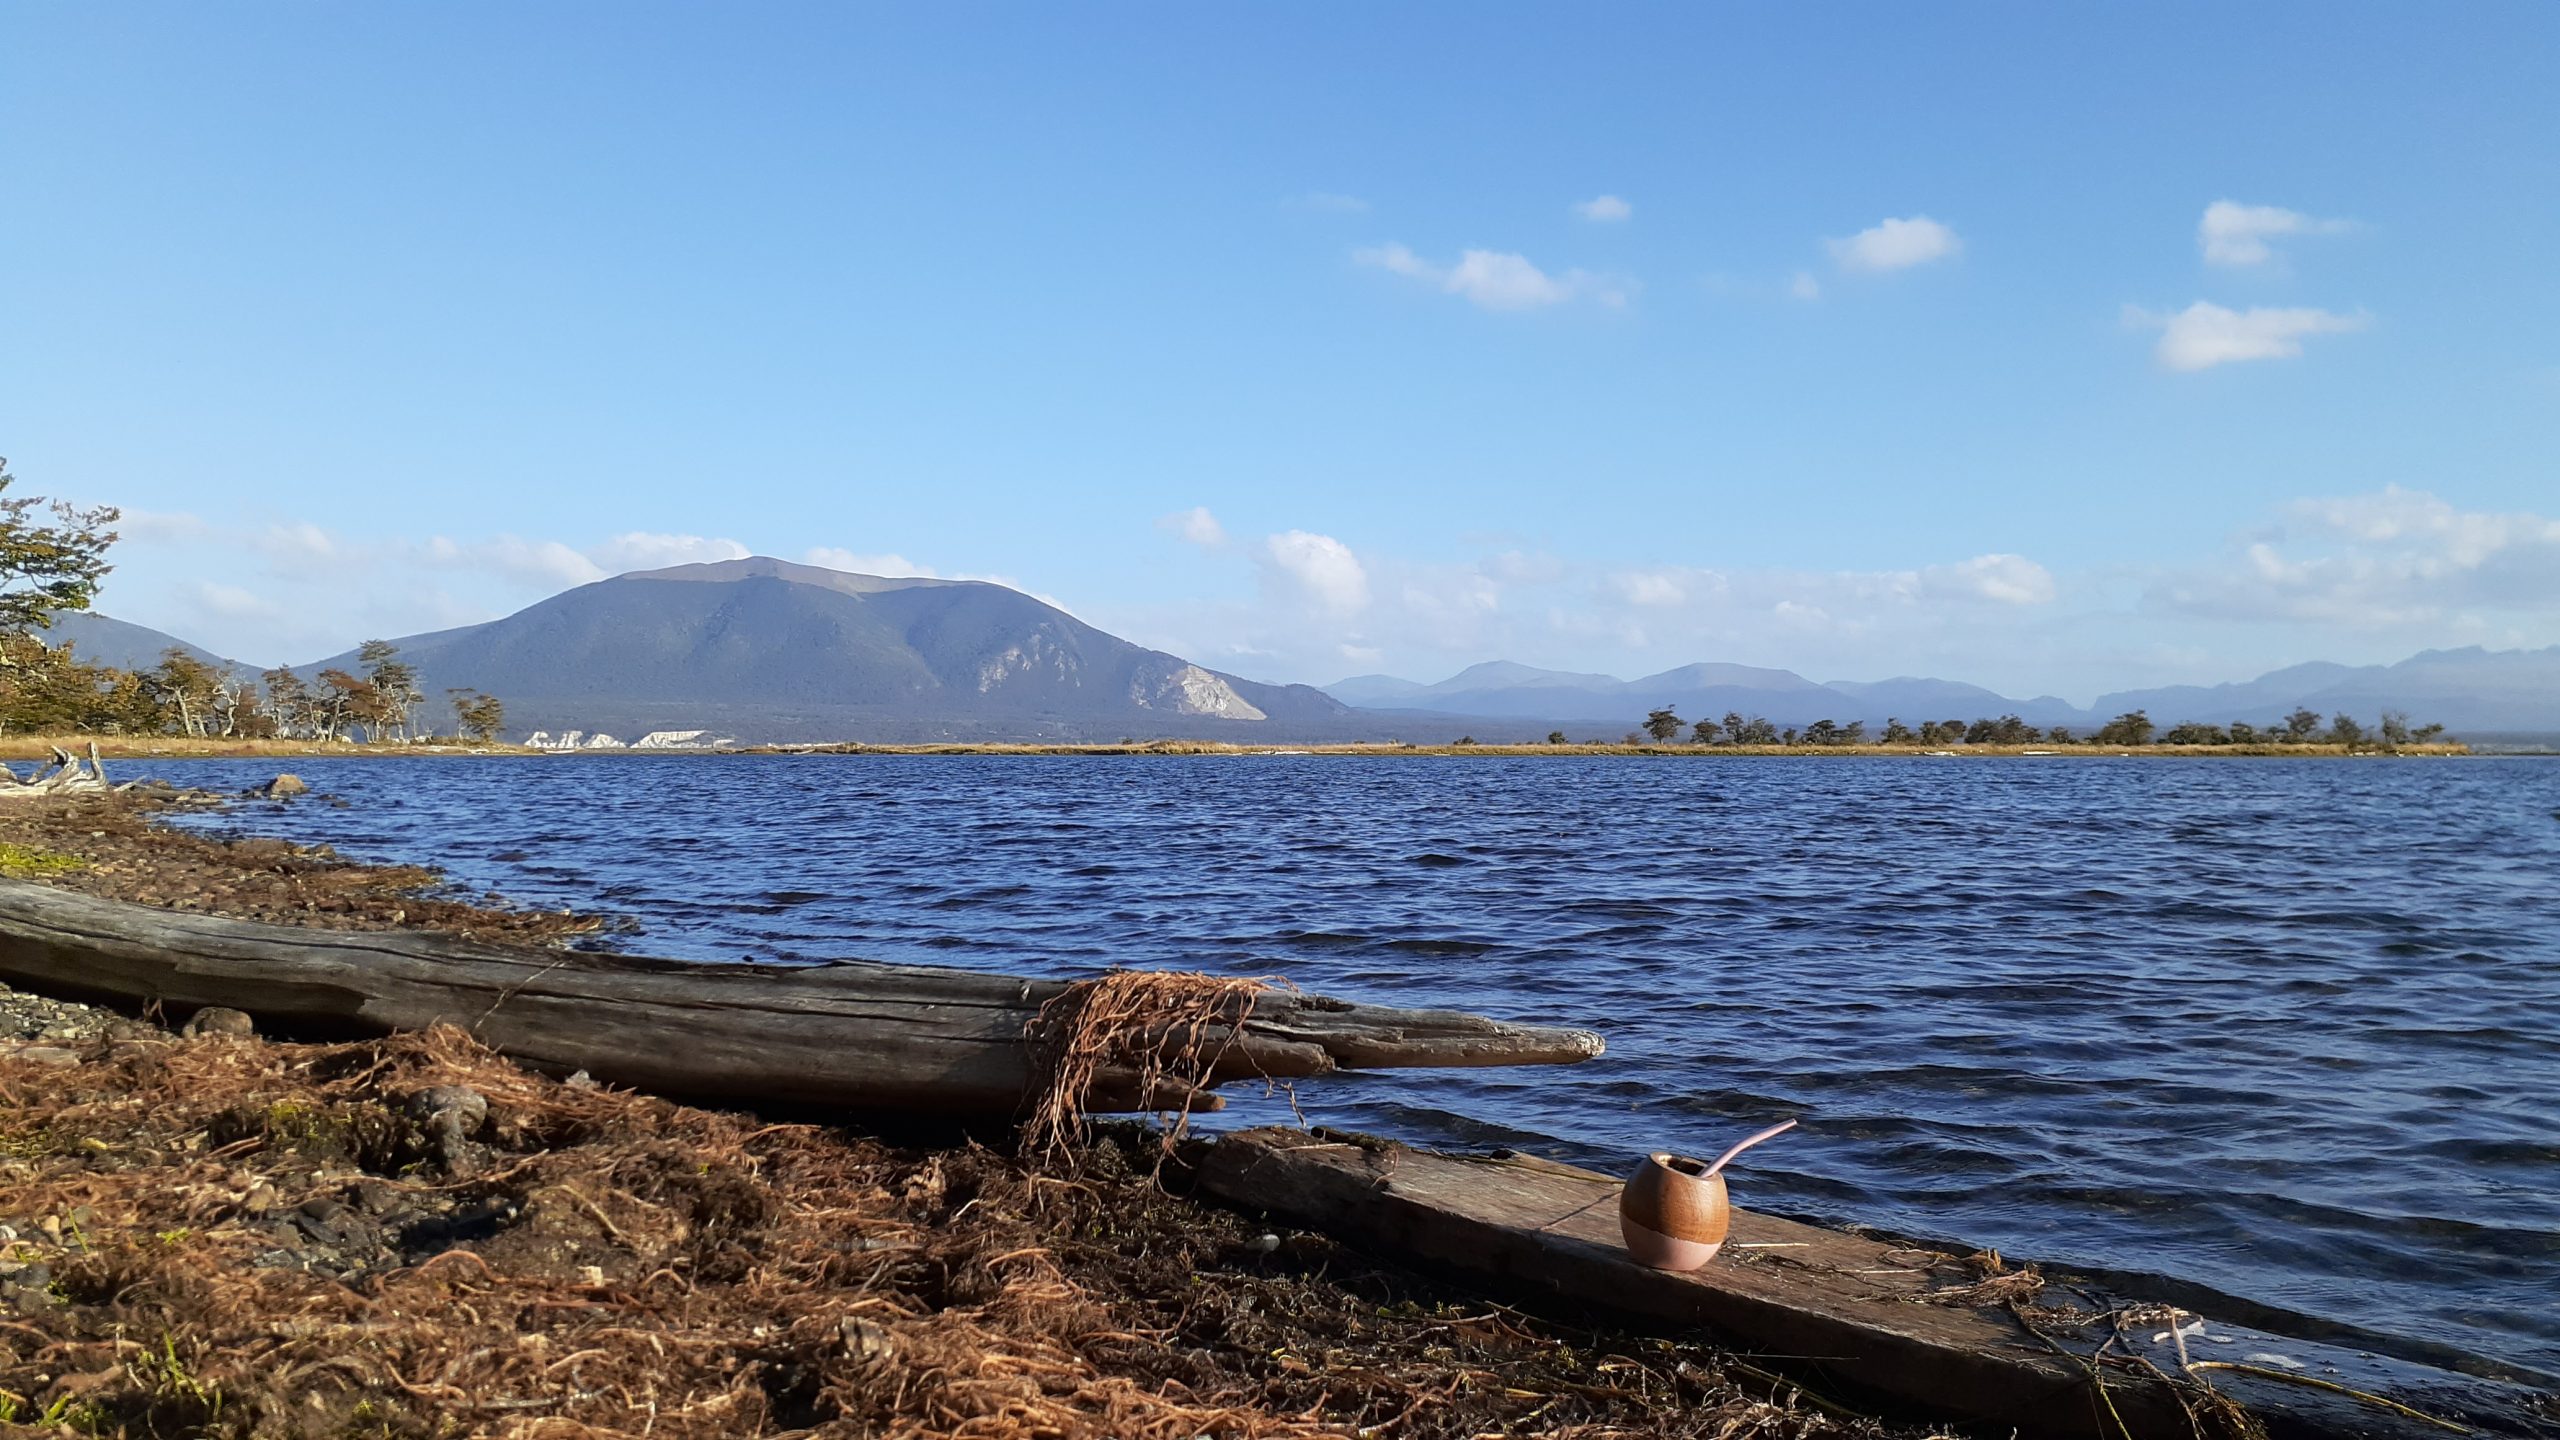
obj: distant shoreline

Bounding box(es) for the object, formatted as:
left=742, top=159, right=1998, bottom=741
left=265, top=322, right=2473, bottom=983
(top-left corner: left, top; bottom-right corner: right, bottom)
left=1, top=734, right=2477, bottom=761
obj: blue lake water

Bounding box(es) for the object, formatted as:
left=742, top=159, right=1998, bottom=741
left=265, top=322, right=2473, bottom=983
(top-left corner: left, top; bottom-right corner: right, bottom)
left=135, top=754, right=2560, bottom=1380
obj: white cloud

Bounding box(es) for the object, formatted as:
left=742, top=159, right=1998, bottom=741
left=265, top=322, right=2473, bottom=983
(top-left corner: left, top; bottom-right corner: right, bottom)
left=1574, top=194, right=1632, bottom=222
left=423, top=535, right=607, bottom=588
left=1826, top=215, right=1961, bottom=273
left=1789, top=270, right=1822, bottom=301
left=1262, top=530, right=1371, bottom=615
left=190, top=581, right=284, bottom=620
left=2153, top=487, right=2560, bottom=625
left=1607, top=570, right=1689, bottom=608
left=1354, top=243, right=1631, bottom=311
left=116, top=509, right=212, bottom=543
left=1921, top=553, right=2057, bottom=606
left=1482, top=550, right=1566, bottom=586
left=1158, top=506, right=1227, bottom=549
left=2125, top=301, right=2368, bottom=372
left=804, top=547, right=937, bottom=577
left=587, top=532, right=751, bottom=574
left=2199, top=200, right=2352, bottom=267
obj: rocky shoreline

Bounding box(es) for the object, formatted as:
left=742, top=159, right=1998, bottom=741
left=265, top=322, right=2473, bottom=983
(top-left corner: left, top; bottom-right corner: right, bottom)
left=0, top=793, right=1916, bottom=1439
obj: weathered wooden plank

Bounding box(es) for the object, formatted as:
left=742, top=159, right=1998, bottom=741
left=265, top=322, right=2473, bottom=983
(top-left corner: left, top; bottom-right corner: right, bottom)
left=0, top=879, right=1603, bottom=1114
left=1195, top=1128, right=2556, bottom=1440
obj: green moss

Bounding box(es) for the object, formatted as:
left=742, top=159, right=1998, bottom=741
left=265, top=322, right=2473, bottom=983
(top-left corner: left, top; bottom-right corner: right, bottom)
left=0, top=841, right=85, bottom=878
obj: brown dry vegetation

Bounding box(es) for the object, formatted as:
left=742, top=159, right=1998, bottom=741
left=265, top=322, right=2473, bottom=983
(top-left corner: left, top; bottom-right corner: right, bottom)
left=0, top=1021, right=1922, bottom=1440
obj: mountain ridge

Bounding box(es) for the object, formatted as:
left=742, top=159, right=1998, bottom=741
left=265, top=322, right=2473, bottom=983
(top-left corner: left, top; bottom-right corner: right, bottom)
left=1325, top=647, right=2560, bottom=733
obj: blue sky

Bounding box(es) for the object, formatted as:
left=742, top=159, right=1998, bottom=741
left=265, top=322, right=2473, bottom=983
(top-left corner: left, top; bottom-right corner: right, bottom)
left=4, top=4, right=2555, bottom=700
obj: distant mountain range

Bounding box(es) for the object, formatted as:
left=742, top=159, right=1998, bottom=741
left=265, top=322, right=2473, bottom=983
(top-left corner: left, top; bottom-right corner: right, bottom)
left=43, top=560, right=2560, bottom=741
left=1327, top=650, right=2560, bottom=735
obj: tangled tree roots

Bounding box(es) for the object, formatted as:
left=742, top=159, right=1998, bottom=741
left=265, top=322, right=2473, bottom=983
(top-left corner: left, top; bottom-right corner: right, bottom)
left=1020, top=969, right=1275, bottom=1159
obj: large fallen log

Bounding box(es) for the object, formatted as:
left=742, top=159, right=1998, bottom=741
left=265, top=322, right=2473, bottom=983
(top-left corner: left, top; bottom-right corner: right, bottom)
left=1194, top=1128, right=2557, bottom=1440
left=0, top=878, right=1602, bottom=1114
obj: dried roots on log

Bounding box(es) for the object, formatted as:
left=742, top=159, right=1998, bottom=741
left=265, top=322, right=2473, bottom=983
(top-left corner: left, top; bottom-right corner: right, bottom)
left=0, top=743, right=121, bottom=799
left=1022, top=969, right=1275, bottom=1157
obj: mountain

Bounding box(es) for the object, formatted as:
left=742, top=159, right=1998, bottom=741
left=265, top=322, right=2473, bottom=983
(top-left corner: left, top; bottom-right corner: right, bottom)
left=1323, top=673, right=1432, bottom=707
left=1326, top=646, right=2560, bottom=735
left=2094, top=648, right=2560, bottom=732
left=40, top=612, right=240, bottom=674
left=1322, top=659, right=1964, bottom=726
left=300, top=556, right=1353, bottom=742
left=1825, top=677, right=2083, bottom=727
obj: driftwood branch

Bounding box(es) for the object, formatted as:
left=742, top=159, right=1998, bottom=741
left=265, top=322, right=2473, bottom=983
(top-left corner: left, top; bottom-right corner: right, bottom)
left=0, top=879, right=1602, bottom=1114
left=0, top=743, right=117, bottom=798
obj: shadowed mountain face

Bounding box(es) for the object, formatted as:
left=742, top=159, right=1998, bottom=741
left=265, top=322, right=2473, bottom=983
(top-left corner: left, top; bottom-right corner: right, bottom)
left=40, top=611, right=239, bottom=674
left=301, top=557, right=1350, bottom=742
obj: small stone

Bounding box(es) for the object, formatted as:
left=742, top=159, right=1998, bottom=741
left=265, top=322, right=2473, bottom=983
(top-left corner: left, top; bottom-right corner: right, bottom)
left=404, top=1086, right=490, bottom=1131
left=259, top=774, right=309, bottom=800
left=5, top=1045, right=79, bottom=1067
left=578, top=1264, right=606, bottom=1287
left=838, top=1316, right=894, bottom=1362
left=181, top=1008, right=256, bottom=1040
left=298, top=1197, right=348, bottom=1224
left=406, top=1085, right=490, bottom=1169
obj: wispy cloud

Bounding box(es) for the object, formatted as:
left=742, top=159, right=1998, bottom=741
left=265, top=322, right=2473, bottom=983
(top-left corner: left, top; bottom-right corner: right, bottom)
left=1788, top=270, right=1822, bottom=301
left=1826, top=215, right=1961, bottom=273
left=1573, top=194, right=1632, bottom=223
left=2152, top=486, right=2560, bottom=625
left=1157, top=506, right=1227, bottom=549
left=422, top=535, right=607, bottom=588
left=1354, top=243, right=1632, bottom=311
left=2199, top=200, right=2353, bottom=267
left=2124, top=301, right=2368, bottom=371
left=588, top=532, right=751, bottom=574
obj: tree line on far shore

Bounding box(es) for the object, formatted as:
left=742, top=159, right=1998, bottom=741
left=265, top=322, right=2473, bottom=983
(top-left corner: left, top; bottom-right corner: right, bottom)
left=0, top=634, right=508, bottom=744
left=1455, top=706, right=2450, bottom=751
left=0, top=457, right=507, bottom=743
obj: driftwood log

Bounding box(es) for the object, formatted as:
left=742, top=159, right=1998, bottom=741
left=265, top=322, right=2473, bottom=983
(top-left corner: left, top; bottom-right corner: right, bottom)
left=1196, top=1128, right=2558, bottom=1440
left=0, top=743, right=117, bottom=798
left=0, top=878, right=1602, bottom=1114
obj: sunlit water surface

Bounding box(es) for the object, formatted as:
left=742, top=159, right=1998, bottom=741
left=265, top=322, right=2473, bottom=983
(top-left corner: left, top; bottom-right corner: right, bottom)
left=135, top=754, right=2560, bottom=1378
